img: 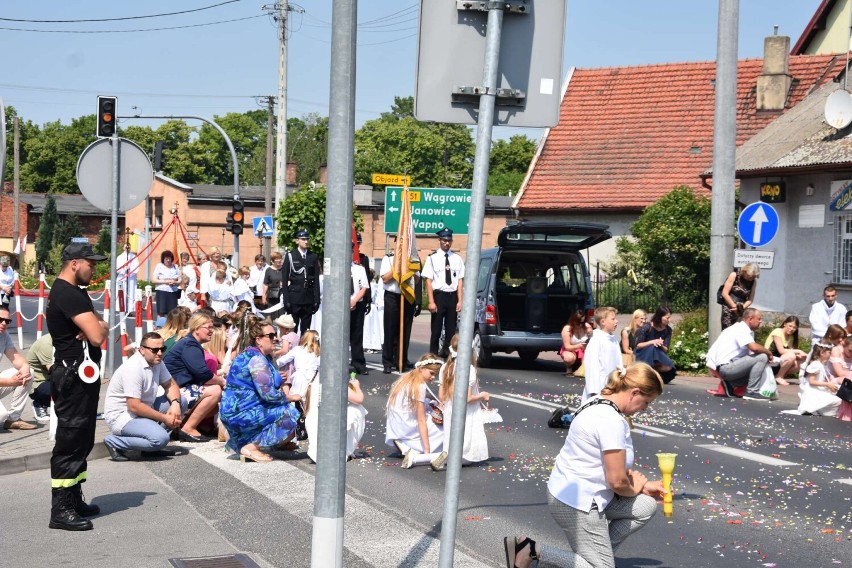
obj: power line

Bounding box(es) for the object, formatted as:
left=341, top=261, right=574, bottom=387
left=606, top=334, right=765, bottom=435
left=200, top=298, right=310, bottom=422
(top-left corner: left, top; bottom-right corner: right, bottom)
left=0, top=0, right=242, bottom=23
left=0, top=14, right=265, bottom=34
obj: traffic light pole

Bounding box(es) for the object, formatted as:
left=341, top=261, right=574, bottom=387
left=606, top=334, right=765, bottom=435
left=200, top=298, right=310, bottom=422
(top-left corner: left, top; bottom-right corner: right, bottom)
left=107, top=134, right=120, bottom=379
left=118, top=114, right=241, bottom=265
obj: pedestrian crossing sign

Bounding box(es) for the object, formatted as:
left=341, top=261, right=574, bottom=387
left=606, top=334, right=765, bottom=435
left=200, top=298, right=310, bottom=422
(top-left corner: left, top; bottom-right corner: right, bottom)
left=253, top=216, right=274, bottom=237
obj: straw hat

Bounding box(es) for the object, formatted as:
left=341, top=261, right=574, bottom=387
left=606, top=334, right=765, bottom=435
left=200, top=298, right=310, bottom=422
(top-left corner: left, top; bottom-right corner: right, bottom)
left=274, top=314, right=296, bottom=329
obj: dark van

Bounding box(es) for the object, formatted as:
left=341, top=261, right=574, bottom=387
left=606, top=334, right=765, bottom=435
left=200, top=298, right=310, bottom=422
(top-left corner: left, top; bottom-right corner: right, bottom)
left=473, top=222, right=611, bottom=366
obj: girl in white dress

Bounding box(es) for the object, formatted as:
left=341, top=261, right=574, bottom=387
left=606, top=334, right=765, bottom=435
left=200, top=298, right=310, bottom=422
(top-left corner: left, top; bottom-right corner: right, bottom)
left=799, top=343, right=841, bottom=417
left=385, top=354, right=445, bottom=469
left=208, top=269, right=233, bottom=314
left=439, top=334, right=490, bottom=466
left=230, top=266, right=257, bottom=313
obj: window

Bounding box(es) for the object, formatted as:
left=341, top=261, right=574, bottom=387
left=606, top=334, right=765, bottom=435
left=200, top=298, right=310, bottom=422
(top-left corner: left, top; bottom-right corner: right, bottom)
left=151, top=198, right=163, bottom=228
left=835, top=214, right=852, bottom=284
left=477, top=258, right=493, bottom=293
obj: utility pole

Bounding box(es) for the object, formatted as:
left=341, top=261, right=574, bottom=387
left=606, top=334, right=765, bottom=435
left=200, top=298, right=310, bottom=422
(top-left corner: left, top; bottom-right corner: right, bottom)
left=13, top=117, right=20, bottom=243
left=708, top=0, right=739, bottom=343
left=264, top=95, right=275, bottom=257
left=274, top=1, right=290, bottom=247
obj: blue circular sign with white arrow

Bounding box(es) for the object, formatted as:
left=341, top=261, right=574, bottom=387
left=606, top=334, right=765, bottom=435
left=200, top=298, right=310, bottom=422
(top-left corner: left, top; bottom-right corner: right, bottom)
left=737, top=202, right=779, bottom=247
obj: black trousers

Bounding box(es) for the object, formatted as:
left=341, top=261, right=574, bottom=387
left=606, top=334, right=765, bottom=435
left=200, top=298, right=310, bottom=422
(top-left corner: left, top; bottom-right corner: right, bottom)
left=430, top=290, right=459, bottom=356
left=290, top=303, right=314, bottom=335
left=382, top=292, right=414, bottom=369
left=349, top=305, right=366, bottom=371
left=50, top=365, right=100, bottom=488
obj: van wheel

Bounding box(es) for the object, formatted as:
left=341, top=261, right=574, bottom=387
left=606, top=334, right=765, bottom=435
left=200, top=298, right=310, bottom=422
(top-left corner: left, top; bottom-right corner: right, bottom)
left=473, top=330, right=492, bottom=368
left=518, top=350, right=539, bottom=365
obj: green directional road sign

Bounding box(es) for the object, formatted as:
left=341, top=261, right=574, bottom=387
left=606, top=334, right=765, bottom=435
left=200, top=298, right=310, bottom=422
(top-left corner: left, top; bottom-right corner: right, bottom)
left=384, top=187, right=472, bottom=235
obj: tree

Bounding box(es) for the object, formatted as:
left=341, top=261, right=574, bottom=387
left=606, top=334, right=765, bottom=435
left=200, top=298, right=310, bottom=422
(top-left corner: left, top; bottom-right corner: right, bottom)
left=487, top=135, right=537, bottom=195
left=95, top=221, right=111, bottom=256
left=2, top=106, right=40, bottom=186
left=53, top=214, right=85, bottom=249
left=275, top=185, right=363, bottom=259
left=154, top=120, right=205, bottom=183
left=605, top=186, right=711, bottom=311
left=197, top=110, right=268, bottom=186
left=287, top=114, right=328, bottom=186
left=354, top=96, right=474, bottom=189
left=36, top=194, right=58, bottom=270
left=21, top=115, right=96, bottom=193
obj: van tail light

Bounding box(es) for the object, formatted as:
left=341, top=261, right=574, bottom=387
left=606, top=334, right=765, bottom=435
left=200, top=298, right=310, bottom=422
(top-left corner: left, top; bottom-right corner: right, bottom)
left=586, top=308, right=595, bottom=324
left=485, top=304, right=497, bottom=325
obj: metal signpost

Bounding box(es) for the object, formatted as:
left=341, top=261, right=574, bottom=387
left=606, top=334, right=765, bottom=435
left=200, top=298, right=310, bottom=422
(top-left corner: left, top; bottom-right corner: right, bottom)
left=77, top=134, right=154, bottom=379
left=383, top=187, right=472, bottom=235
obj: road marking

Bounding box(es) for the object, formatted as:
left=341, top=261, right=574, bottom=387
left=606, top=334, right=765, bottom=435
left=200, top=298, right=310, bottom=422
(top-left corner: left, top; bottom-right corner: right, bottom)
left=695, top=444, right=799, bottom=467
left=492, top=393, right=563, bottom=411
left=631, top=424, right=691, bottom=438
left=835, top=478, right=852, bottom=486
left=189, top=444, right=489, bottom=567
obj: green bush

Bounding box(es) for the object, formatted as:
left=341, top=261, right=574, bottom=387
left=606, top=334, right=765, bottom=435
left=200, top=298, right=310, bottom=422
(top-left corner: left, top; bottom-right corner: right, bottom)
left=669, top=309, right=709, bottom=373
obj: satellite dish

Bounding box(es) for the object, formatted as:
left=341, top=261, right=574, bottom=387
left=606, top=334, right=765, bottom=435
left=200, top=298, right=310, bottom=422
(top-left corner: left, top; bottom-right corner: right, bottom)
left=825, top=89, right=852, bottom=129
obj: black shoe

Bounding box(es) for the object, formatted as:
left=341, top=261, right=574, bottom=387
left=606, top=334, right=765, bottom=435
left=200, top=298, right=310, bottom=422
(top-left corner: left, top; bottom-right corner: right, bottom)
left=358, top=368, right=370, bottom=376
left=105, top=443, right=128, bottom=462
left=383, top=366, right=392, bottom=374
left=70, top=483, right=100, bottom=517
left=178, top=430, right=205, bottom=443
left=403, top=362, right=414, bottom=371
left=49, top=488, right=93, bottom=531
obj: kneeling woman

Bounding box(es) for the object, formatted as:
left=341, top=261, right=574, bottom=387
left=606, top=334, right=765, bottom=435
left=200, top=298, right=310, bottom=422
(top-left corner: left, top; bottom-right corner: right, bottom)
left=385, top=354, right=445, bottom=469
left=220, top=316, right=299, bottom=462
left=504, top=363, right=666, bottom=568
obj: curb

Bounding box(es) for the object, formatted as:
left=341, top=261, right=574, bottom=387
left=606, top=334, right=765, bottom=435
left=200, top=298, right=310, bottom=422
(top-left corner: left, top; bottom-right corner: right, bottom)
left=0, top=434, right=110, bottom=477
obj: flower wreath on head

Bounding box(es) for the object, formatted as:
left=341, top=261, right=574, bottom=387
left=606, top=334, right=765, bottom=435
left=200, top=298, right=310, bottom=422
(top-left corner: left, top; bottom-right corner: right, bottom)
left=415, top=358, right=444, bottom=368
left=448, top=346, right=457, bottom=359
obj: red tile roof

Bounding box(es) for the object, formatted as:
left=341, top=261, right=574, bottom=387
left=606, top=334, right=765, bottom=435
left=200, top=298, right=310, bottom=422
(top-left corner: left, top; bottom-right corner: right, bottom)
left=515, top=54, right=843, bottom=212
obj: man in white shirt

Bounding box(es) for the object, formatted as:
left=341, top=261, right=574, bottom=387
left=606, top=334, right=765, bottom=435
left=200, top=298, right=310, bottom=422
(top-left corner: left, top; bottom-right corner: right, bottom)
left=0, top=305, right=35, bottom=430
left=248, top=254, right=268, bottom=306
left=102, top=332, right=186, bottom=461
left=808, top=286, right=847, bottom=342
left=0, top=255, right=15, bottom=307
left=349, top=252, right=370, bottom=375
left=422, top=228, right=464, bottom=358
left=706, top=308, right=774, bottom=401
left=582, top=306, right=623, bottom=402
left=116, top=243, right=139, bottom=313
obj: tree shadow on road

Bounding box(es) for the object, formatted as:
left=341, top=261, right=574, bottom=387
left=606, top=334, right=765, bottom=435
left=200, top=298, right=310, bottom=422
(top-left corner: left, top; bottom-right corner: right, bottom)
left=90, top=490, right=156, bottom=516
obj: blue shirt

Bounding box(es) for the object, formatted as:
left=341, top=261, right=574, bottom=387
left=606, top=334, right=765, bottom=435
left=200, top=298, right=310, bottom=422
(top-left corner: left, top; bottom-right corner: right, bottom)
left=163, top=335, right=213, bottom=387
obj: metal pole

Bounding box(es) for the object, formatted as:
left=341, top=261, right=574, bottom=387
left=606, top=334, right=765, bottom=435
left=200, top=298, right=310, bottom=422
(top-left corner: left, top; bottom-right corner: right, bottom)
left=708, top=0, right=739, bottom=343
left=13, top=117, right=20, bottom=241
left=275, top=0, right=290, bottom=248
left=265, top=96, right=275, bottom=257
left=310, top=0, right=356, bottom=565
left=107, top=136, right=121, bottom=378
left=119, top=114, right=241, bottom=265
left=438, top=5, right=504, bottom=568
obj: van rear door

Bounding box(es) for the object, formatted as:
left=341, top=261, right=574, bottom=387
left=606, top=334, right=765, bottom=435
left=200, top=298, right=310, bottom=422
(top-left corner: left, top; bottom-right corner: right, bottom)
left=497, top=222, right=611, bottom=250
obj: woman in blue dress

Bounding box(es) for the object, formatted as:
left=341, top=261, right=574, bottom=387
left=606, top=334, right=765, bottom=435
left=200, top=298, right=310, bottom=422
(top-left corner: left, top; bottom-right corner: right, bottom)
left=221, top=315, right=299, bottom=462
left=634, top=306, right=677, bottom=384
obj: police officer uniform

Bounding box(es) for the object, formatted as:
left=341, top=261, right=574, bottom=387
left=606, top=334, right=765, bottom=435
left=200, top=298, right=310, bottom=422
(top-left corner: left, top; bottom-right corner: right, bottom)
left=381, top=252, right=420, bottom=373
left=422, top=228, right=465, bottom=357
left=281, top=229, right=321, bottom=334
left=46, top=243, right=108, bottom=531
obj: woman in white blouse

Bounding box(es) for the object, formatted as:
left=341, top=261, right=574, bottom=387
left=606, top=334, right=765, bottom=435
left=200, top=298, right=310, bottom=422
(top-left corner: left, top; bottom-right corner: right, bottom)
left=504, top=363, right=666, bottom=568
left=152, top=250, right=181, bottom=316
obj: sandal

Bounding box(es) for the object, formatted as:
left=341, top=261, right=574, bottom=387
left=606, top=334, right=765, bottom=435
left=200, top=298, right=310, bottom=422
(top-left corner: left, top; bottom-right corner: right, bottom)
left=240, top=448, right=273, bottom=463
left=503, top=536, right=537, bottom=568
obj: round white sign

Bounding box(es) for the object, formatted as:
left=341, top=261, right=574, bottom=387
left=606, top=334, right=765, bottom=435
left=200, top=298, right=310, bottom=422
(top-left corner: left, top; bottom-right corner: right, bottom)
left=76, top=138, right=153, bottom=212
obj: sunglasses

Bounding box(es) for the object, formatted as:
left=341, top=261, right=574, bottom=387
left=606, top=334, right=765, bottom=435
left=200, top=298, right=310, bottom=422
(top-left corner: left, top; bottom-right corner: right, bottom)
left=0, top=317, right=11, bottom=324
left=261, top=333, right=277, bottom=340
left=141, top=345, right=165, bottom=354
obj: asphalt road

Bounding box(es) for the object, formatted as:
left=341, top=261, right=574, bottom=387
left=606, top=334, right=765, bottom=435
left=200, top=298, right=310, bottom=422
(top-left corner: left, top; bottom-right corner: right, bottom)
left=7, top=295, right=851, bottom=567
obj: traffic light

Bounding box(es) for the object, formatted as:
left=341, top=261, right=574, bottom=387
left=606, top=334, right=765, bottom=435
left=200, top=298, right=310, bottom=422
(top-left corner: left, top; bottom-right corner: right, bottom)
left=229, top=199, right=244, bottom=235
left=96, top=96, right=117, bottom=138
left=225, top=212, right=235, bottom=233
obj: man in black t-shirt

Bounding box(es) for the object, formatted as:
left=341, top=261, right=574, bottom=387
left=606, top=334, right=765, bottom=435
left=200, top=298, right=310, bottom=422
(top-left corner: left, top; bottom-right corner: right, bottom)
left=46, top=243, right=108, bottom=532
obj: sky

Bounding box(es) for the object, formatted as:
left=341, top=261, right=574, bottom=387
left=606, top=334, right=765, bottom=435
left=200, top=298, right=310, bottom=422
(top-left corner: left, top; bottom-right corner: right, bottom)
left=0, top=1, right=822, bottom=140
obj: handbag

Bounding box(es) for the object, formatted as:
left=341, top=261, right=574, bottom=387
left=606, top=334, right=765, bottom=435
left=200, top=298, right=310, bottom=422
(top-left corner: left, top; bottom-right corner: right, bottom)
left=479, top=402, right=503, bottom=424
left=716, top=284, right=726, bottom=305
left=547, top=398, right=622, bottom=430
left=837, top=378, right=852, bottom=403
left=294, top=401, right=308, bottom=441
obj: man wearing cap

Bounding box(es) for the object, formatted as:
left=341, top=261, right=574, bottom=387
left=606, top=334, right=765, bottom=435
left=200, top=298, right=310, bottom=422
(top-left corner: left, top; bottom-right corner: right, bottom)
left=281, top=229, right=321, bottom=334
left=422, top=228, right=465, bottom=358
left=46, top=242, right=108, bottom=531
